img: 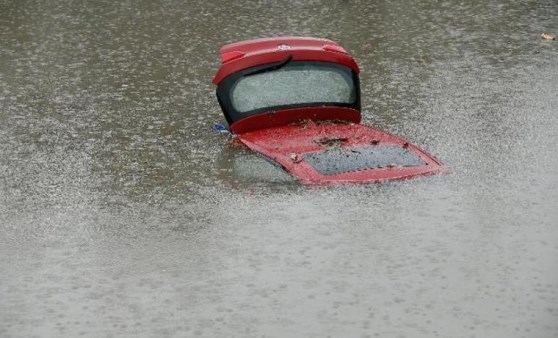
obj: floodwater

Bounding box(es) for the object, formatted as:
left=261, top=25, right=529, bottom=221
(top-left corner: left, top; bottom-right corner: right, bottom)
left=1, top=0, right=557, bottom=337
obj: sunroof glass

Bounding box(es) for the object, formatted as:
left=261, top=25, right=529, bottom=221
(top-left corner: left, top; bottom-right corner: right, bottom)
left=302, top=146, right=427, bottom=176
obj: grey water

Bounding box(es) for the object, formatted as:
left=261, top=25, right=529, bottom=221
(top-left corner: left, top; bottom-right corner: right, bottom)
left=1, top=0, right=557, bottom=337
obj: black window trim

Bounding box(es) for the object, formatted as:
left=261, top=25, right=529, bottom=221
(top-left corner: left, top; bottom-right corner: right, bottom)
left=216, top=60, right=361, bottom=125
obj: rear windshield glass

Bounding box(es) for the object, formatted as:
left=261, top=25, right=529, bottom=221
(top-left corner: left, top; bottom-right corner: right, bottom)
left=231, top=63, right=356, bottom=113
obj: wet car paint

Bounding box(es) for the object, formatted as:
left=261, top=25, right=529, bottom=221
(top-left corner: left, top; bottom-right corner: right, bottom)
left=237, top=120, right=444, bottom=184
left=213, top=37, right=444, bottom=184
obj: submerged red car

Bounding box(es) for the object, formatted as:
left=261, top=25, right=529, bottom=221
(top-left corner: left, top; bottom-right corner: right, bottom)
left=213, top=37, right=444, bottom=184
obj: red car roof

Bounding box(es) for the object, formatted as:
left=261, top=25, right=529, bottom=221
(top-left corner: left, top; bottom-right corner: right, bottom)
left=238, top=121, right=445, bottom=184
left=212, top=36, right=360, bottom=84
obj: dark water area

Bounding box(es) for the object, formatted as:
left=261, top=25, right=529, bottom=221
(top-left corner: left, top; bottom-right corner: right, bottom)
left=1, top=0, right=557, bottom=337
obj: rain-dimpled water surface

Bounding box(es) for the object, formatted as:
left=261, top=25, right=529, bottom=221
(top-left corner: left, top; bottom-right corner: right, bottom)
left=1, top=0, right=558, bottom=337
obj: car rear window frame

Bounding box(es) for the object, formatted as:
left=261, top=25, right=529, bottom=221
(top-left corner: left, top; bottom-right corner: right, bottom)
left=216, top=60, right=361, bottom=125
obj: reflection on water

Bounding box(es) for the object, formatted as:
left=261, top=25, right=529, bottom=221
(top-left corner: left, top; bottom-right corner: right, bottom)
left=1, top=0, right=557, bottom=337
left=216, top=143, right=296, bottom=187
